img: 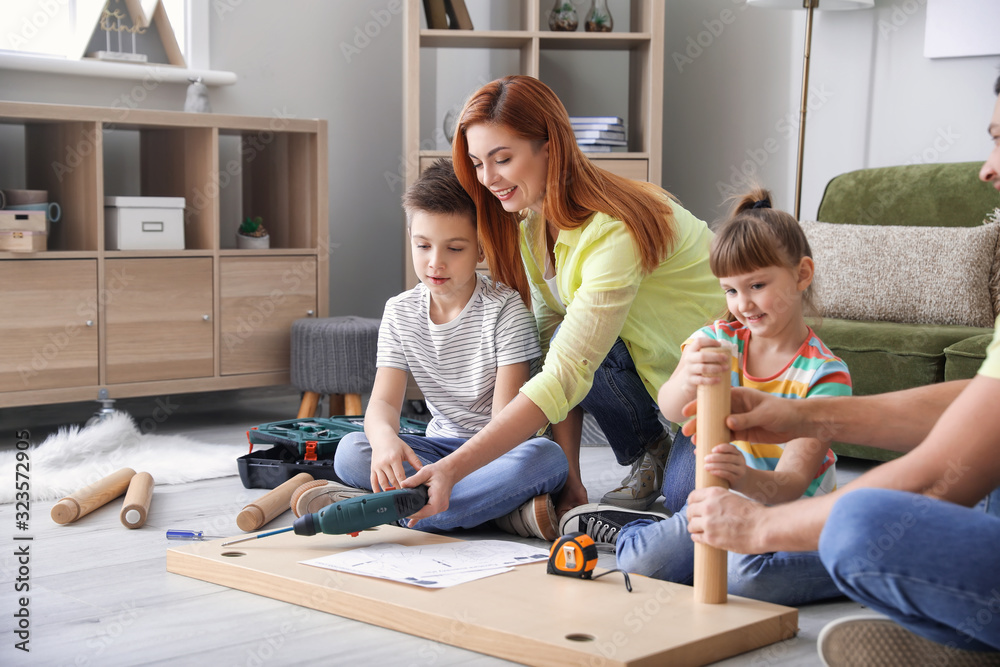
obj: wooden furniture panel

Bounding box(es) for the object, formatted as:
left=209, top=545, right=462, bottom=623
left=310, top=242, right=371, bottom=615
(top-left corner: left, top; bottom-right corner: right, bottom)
left=242, top=132, right=319, bottom=250
left=105, top=258, right=214, bottom=384
left=219, top=256, right=317, bottom=375
left=25, top=121, right=102, bottom=251
left=590, top=157, right=648, bottom=181
left=140, top=127, right=219, bottom=251
left=168, top=526, right=797, bottom=667
left=0, top=260, right=98, bottom=391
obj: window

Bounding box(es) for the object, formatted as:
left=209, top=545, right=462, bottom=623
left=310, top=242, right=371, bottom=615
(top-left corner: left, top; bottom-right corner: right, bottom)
left=0, top=0, right=201, bottom=67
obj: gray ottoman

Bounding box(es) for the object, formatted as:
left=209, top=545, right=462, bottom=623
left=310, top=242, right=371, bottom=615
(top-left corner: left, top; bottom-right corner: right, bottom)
left=290, top=316, right=380, bottom=418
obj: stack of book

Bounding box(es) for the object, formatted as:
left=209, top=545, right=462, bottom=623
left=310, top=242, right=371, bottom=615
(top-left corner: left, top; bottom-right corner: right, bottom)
left=570, top=116, right=627, bottom=152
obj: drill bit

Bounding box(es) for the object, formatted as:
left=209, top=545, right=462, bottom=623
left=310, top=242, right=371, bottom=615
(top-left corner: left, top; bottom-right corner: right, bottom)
left=221, top=526, right=293, bottom=546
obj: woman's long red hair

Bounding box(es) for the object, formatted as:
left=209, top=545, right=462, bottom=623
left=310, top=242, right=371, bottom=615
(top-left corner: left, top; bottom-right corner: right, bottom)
left=452, top=75, right=678, bottom=306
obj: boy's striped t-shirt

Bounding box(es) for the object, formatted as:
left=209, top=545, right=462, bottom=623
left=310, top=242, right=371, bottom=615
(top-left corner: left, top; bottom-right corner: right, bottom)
left=378, top=273, right=541, bottom=439
left=685, top=320, right=852, bottom=496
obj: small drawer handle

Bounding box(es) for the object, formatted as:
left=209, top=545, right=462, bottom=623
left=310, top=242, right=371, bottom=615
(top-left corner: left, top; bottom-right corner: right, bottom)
left=142, top=221, right=164, bottom=232
left=203, top=314, right=210, bottom=321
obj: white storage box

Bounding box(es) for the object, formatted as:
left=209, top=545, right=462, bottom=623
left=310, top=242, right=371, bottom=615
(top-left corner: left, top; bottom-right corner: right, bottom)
left=104, top=196, right=185, bottom=250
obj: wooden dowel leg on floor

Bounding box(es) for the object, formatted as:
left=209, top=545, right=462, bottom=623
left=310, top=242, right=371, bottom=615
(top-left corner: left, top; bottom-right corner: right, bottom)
left=328, top=393, right=345, bottom=416
left=694, top=378, right=731, bottom=604
left=297, top=391, right=321, bottom=419
left=344, top=393, right=363, bottom=416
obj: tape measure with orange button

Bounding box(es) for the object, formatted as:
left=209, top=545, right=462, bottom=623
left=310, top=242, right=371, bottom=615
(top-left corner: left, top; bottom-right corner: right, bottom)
left=547, top=532, right=632, bottom=592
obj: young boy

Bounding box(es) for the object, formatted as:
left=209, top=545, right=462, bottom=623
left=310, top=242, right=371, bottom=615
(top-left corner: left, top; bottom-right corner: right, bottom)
left=294, top=159, right=568, bottom=540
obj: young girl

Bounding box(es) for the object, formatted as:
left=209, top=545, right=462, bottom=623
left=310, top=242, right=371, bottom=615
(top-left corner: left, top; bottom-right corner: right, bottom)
left=558, top=188, right=852, bottom=606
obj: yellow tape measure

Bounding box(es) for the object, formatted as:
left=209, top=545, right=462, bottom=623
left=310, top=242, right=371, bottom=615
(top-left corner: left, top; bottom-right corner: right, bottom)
left=547, top=532, right=632, bottom=591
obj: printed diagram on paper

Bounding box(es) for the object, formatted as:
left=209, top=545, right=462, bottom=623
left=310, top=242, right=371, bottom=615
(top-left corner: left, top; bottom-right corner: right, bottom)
left=301, top=540, right=549, bottom=588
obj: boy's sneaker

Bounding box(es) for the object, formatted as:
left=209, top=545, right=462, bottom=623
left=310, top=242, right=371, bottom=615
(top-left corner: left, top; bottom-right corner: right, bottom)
left=600, top=433, right=671, bottom=510
left=818, top=615, right=1000, bottom=667
left=493, top=494, right=559, bottom=541
left=558, top=503, right=669, bottom=547
left=291, top=480, right=368, bottom=518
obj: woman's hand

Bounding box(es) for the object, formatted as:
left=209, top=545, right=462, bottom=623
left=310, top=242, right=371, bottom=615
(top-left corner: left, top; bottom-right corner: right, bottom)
left=703, top=443, right=748, bottom=489
left=370, top=436, right=424, bottom=492
left=399, top=459, right=459, bottom=526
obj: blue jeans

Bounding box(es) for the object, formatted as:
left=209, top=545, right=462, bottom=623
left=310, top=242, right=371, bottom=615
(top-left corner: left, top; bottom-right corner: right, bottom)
left=579, top=337, right=669, bottom=466
left=616, top=450, right=843, bottom=606
left=820, top=487, right=1000, bottom=651
left=333, top=431, right=568, bottom=533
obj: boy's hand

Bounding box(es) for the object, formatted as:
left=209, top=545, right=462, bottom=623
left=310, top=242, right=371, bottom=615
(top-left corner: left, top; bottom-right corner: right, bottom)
left=400, top=460, right=457, bottom=525
left=703, top=443, right=747, bottom=488
left=370, top=436, right=424, bottom=492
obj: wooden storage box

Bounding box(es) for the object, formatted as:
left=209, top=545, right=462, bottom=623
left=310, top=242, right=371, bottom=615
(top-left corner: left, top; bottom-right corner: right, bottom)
left=0, top=230, right=46, bottom=252
left=104, top=196, right=186, bottom=250
left=0, top=210, right=47, bottom=251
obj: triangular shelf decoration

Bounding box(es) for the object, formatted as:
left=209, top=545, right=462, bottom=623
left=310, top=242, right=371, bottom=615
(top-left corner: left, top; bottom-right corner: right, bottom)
left=76, top=0, right=186, bottom=68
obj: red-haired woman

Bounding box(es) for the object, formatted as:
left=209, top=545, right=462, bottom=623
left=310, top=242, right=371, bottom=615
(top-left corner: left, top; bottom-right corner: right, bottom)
left=404, top=75, right=724, bottom=531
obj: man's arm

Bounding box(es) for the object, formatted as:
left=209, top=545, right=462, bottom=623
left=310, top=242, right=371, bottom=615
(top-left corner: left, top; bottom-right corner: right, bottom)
left=682, top=380, right=970, bottom=453
left=687, top=375, right=1000, bottom=554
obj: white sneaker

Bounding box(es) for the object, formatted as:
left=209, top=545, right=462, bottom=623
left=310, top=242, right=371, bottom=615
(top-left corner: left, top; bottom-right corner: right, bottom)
left=291, top=480, right=367, bottom=517
left=818, top=615, right=1000, bottom=667
left=493, top=494, right=558, bottom=541
left=600, top=434, right=671, bottom=510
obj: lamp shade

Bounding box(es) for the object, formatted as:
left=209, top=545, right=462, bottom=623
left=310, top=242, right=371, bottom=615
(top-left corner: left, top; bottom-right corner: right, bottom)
left=747, top=0, right=874, bottom=9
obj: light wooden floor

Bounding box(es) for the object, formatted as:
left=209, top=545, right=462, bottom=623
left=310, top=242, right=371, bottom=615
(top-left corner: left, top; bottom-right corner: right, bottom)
left=0, top=387, right=868, bottom=666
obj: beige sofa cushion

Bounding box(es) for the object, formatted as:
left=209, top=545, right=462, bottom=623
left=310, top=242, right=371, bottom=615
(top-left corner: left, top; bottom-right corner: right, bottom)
left=799, top=220, right=1000, bottom=328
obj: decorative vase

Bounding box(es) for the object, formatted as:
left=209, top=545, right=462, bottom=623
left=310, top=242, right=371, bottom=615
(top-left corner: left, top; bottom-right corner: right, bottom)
left=585, top=0, right=613, bottom=32
left=236, top=233, right=270, bottom=249
left=548, top=1, right=579, bottom=31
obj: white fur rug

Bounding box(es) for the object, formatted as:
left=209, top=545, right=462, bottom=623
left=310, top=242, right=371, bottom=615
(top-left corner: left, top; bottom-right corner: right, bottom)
left=0, top=412, right=247, bottom=504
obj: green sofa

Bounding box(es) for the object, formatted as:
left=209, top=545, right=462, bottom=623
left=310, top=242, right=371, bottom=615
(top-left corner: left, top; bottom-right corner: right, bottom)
left=807, top=162, right=998, bottom=461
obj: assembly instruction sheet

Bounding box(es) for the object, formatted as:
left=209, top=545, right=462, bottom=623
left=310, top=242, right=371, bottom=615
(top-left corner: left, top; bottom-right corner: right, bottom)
left=300, top=540, right=549, bottom=588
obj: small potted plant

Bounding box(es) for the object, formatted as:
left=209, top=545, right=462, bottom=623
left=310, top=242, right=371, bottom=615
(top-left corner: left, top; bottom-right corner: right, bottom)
left=237, top=215, right=269, bottom=249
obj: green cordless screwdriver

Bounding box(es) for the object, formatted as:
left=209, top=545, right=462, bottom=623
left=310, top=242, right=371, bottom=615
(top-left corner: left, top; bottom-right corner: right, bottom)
left=221, top=486, right=429, bottom=546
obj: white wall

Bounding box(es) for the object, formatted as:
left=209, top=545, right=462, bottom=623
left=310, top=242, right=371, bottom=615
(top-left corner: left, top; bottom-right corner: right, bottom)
left=207, top=1, right=404, bottom=318
left=661, top=0, right=999, bottom=224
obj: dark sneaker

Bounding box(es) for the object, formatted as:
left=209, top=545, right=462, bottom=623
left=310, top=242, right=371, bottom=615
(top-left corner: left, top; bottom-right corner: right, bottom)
left=818, top=615, right=1000, bottom=667
left=558, top=503, right=669, bottom=547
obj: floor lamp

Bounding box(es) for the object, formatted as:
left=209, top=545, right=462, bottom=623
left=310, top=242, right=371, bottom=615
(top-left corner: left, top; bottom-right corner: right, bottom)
left=747, top=0, right=873, bottom=220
